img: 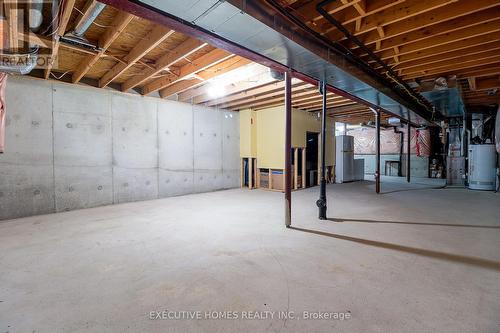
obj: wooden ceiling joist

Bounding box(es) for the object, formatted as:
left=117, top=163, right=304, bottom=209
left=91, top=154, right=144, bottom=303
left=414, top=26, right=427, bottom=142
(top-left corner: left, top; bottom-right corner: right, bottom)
left=99, top=26, right=175, bottom=88
left=363, top=8, right=500, bottom=57
left=347, top=0, right=499, bottom=51
left=121, top=38, right=206, bottom=92
left=404, top=57, right=500, bottom=80
left=399, top=49, right=500, bottom=76
left=216, top=84, right=317, bottom=109
left=316, top=0, right=407, bottom=36
left=205, top=80, right=306, bottom=107
left=372, top=19, right=500, bottom=63
left=473, top=76, right=500, bottom=91
left=45, top=0, right=76, bottom=79
left=159, top=56, right=252, bottom=98
left=72, top=11, right=134, bottom=83
left=4, top=0, right=19, bottom=50
left=183, top=76, right=276, bottom=104
left=142, top=49, right=232, bottom=95
left=379, top=32, right=500, bottom=66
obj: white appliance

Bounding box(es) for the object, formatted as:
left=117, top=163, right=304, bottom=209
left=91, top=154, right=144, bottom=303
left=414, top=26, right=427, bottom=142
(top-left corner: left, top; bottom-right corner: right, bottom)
left=335, top=135, right=354, bottom=183
left=468, top=144, right=497, bottom=191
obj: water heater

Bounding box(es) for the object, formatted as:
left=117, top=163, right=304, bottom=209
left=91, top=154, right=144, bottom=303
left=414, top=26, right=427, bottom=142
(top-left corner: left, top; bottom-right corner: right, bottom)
left=468, top=144, right=497, bottom=191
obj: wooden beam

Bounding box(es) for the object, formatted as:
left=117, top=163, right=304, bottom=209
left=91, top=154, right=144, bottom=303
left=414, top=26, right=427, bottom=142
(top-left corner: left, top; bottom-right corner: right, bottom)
left=352, top=0, right=366, bottom=15
left=157, top=79, right=201, bottom=98
left=404, top=57, right=500, bottom=80
left=454, top=64, right=500, bottom=79
left=373, top=19, right=500, bottom=62
left=468, top=77, right=477, bottom=91
left=4, top=0, right=19, bottom=50
left=217, top=84, right=319, bottom=109
left=206, top=80, right=306, bottom=107
left=327, top=0, right=458, bottom=40
left=186, top=76, right=276, bottom=104
left=250, top=96, right=350, bottom=112
left=379, top=32, right=500, bottom=65
left=44, top=0, right=76, bottom=79
left=336, top=0, right=498, bottom=48
left=158, top=57, right=252, bottom=98
left=298, top=0, right=362, bottom=24
left=72, top=11, right=134, bottom=83
left=296, top=98, right=353, bottom=110
left=143, top=49, right=232, bottom=95
left=392, top=42, right=500, bottom=72
left=99, top=26, right=174, bottom=87
left=401, top=50, right=500, bottom=77
left=360, top=6, right=500, bottom=56
left=121, top=38, right=206, bottom=92
left=314, top=0, right=407, bottom=35
left=475, top=76, right=500, bottom=91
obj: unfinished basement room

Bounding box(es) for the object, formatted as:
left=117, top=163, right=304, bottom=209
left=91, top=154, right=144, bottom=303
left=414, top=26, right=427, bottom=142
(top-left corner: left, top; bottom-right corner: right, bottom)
left=1, top=0, right=500, bottom=332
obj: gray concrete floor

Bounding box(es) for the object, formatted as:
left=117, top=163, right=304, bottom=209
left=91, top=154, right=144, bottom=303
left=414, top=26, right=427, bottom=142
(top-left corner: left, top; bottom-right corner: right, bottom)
left=1, top=181, right=500, bottom=332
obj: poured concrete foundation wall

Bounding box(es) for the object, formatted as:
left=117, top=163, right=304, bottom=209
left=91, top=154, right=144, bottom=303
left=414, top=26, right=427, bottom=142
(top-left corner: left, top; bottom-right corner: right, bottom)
left=0, top=77, right=240, bottom=220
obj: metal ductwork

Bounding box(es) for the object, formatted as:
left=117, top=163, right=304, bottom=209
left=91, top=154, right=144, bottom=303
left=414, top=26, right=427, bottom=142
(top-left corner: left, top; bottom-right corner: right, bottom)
left=0, top=51, right=39, bottom=75
left=62, top=1, right=106, bottom=50
left=29, top=0, right=44, bottom=32
left=73, top=2, right=106, bottom=37
left=98, top=0, right=440, bottom=126
left=0, top=1, right=43, bottom=75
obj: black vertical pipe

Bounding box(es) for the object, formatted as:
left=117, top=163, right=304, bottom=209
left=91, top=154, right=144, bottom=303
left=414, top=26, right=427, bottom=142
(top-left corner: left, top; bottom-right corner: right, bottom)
left=284, top=71, right=292, bottom=228
left=375, top=110, right=381, bottom=194
left=317, top=81, right=327, bottom=220
left=407, top=122, right=411, bottom=183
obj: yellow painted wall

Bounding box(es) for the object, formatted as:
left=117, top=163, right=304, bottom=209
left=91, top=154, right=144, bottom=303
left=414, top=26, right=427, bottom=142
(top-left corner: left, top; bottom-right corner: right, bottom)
left=256, top=106, right=285, bottom=169
left=240, top=106, right=335, bottom=169
left=239, top=109, right=257, bottom=157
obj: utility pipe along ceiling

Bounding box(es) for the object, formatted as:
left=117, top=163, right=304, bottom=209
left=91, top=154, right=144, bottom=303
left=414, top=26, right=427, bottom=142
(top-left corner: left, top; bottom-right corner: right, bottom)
left=98, top=0, right=441, bottom=126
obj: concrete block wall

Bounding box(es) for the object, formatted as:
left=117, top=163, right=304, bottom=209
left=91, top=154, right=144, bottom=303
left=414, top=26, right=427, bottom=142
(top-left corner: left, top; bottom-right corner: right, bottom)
left=0, top=77, right=240, bottom=220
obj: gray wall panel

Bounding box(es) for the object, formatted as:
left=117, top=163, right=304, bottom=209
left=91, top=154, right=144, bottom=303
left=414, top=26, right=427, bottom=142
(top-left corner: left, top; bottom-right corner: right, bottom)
left=159, top=169, right=194, bottom=197
left=0, top=79, right=54, bottom=219
left=113, top=167, right=158, bottom=204
left=112, top=94, right=158, bottom=169
left=193, top=105, right=223, bottom=171
left=158, top=100, right=193, bottom=171
left=54, top=166, right=113, bottom=211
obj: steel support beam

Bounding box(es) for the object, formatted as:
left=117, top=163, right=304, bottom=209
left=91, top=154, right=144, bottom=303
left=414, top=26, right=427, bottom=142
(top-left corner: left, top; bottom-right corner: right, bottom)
left=317, top=81, right=328, bottom=219
left=374, top=109, right=381, bottom=194
left=284, top=71, right=292, bottom=228
left=407, top=122, right=411, bottom=183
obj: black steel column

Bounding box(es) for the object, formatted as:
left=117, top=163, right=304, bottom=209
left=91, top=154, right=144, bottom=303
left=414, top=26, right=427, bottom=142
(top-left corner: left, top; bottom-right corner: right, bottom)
left=407, top=122, right=411, bottom=183
left=375, top=109, right=381, bottom=194
left=317, top=81, right=327, bottom=219
left=284, top=71, right=292, bottom=228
